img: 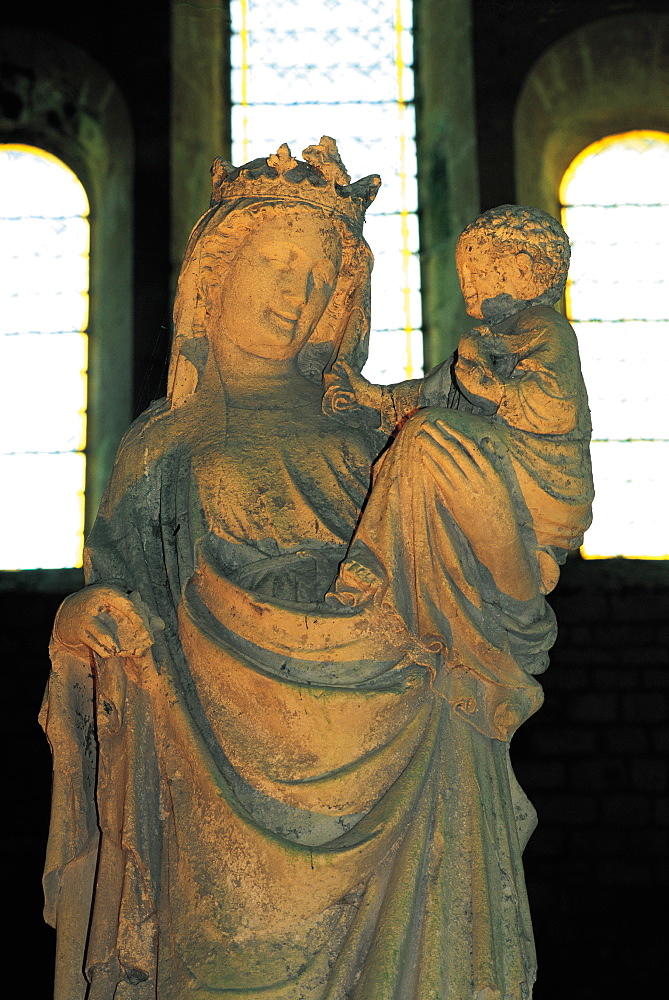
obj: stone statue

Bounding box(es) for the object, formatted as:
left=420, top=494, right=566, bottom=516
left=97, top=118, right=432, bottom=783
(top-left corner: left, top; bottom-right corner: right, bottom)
left=41, top=138, right=593, bottom=1000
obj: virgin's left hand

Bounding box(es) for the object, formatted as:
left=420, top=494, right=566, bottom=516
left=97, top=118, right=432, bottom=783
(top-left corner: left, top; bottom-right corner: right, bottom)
left=417, top=418, right=536, bottom=600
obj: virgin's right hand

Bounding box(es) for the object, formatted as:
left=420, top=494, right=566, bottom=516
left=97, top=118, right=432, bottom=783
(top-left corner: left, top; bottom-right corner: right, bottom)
left=53, top=585, right=155, bottom=658
left=331, top=360, right=383, bottom=411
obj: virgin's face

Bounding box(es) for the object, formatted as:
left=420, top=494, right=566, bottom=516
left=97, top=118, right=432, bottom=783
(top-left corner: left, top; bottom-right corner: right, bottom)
left=214, top=210, right=342, bottom=361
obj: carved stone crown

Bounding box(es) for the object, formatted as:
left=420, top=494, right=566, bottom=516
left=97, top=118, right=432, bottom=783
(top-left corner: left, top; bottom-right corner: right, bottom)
left=210, top=136, right=381, bottom=234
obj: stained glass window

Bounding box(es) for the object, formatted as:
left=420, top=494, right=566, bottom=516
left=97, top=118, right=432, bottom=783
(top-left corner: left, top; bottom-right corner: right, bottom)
left=560, top=130, right=669, bottom=559
left=230, top=0, right=421, bottom=383
left=0, top=145, right=89, bottom=569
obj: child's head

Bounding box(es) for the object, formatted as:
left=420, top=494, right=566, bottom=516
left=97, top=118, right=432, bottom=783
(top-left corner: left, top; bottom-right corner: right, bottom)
left=456, top=205, right=570, bottom=321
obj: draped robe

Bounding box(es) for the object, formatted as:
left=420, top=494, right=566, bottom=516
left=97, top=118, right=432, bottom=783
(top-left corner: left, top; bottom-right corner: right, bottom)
left=42, top=382, right=559, bottom=1000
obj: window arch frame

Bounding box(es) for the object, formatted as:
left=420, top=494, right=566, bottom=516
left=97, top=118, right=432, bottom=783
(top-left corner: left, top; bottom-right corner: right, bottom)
left=0, top=27, right=133, bottom=589
left=514, top=13, right=669, bottom=229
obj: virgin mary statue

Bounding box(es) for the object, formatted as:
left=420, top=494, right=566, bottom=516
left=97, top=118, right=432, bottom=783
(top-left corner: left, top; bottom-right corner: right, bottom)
left=42, top=137, right=561, bottom=1000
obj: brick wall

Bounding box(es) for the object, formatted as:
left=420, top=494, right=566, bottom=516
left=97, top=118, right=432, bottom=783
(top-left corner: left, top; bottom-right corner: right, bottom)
left=512, top=558, right=668, bottom=999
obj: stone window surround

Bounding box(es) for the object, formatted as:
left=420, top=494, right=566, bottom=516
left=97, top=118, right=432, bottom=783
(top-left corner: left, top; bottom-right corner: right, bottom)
left=0, top=28, right=133, bottom=590
left=514, top=13, right=669, bottom=226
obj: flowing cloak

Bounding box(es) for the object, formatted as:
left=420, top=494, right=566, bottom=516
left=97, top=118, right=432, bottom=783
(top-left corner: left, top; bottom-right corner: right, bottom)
left=41, top=390, right=560, bottom=1000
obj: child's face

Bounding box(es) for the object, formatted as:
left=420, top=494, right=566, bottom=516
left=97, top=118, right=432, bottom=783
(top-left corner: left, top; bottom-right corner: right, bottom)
left=456, top=239, right=539, bottom=319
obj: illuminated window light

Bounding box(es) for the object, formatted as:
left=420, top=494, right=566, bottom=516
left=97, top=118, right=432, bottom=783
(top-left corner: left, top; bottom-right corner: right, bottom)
left=230, top=0, right=421, bottom=384
left=560, top=130, right=669, bottom=559
left=0, top=144, right=89, bottom=569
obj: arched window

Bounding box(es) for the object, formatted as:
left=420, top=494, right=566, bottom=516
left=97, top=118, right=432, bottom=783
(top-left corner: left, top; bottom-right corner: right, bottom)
left=230, top=0, right=421, bottom=383
left=560, top=131, right=669, bottom=559
left=0, top=29, right=133, bottom=589
left=0, top=145, right=89, bottom=570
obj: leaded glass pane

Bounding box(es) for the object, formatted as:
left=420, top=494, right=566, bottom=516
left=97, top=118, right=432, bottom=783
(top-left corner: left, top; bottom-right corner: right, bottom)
left=561, top=131, right=669, bottom=206
left=585, top=442, right=669, bottom=559
left=568, top=275, right=668, bottom=323
left=2, top=288, right=89, bottom=338
left=574, top=321, right=668, bottom=441
left=365, top=328, right=423, bottom=385
left=564, top=204, right=669, bottom=321
left=0, top=216, right=89, bottom=261
left=0, top=144, right=89, bottom=570
left=370, top=246, right=421, bottom=332
left=230, top=0, right=421, bottom=383
left=0, top=332, right=88, bottom=453
left=0, top=452, right=86, bottom=569
left=2, top=244, right=88, bottom=301
left=231, top=32, right=414, bottom=106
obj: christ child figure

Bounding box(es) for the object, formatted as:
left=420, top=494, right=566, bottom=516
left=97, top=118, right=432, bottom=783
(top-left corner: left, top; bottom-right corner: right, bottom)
left=329, top=205, right=594, bottom=596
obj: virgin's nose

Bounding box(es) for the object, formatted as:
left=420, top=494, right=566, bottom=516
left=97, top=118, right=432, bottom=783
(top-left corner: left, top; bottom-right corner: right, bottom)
left=279, top=264, right=311, bottom=309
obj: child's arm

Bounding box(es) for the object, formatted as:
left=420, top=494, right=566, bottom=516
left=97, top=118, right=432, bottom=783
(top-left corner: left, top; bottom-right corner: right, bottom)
left=325, top=360, right=424, bottom=434
left=494, top=307, right=583, bottom=435
left=326, top=353, right=481, bottom=436
left=454, top=327, right=506, bottom=413
left=456, top=307, right=583, bottom=435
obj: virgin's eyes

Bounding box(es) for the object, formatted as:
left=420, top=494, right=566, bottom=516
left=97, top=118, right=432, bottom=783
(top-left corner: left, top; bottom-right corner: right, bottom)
left=260, top=251, right=291, bottom=269
left=306, top=262, right=335, bottom=299
left=311, top=261, right=335, bottom=286
left=256, top=243, right=336, bottom=298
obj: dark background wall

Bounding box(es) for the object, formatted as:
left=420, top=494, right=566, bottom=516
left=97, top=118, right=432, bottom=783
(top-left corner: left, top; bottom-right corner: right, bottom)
left=1, top=2, right=667, bottom=997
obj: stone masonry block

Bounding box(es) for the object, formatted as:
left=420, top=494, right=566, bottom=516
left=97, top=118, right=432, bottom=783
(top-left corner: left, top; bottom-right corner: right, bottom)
left=622, top=693, right=667, bottom=725
left=605, top=728, right=649, bottom=754
left=569, top=692, right=618, bottom=724
left=602, top=794, right=651, bottom=826
left=532, top=729, right=597, bottom=756
left=534, top=793, right=598, bottom=825
left=630, top=759, right=667, bottom=792
left=593, top=667, right=637, bottom=689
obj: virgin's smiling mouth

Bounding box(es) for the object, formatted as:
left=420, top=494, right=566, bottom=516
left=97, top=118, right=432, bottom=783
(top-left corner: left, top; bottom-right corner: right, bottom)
left=269, top=307, right=300, bottom=329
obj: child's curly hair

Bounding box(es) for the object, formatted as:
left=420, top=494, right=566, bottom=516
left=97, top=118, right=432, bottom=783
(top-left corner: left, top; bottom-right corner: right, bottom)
left=458, top=205, right=570, bottom=305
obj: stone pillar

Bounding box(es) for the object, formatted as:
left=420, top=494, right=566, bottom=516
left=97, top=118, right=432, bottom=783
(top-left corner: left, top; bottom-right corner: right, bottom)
left=170, top=0, right=231, bottom=288
left=414, top=0, right=479, bottom=367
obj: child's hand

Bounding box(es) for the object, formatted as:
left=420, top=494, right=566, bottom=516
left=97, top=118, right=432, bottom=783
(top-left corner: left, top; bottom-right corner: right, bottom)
left=324, top=359, right=383, bottom=415
left=455, top=329, right=503, bottom=408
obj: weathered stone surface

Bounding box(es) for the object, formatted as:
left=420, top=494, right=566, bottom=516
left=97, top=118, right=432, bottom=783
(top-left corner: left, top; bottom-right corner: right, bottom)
left=515, top=13, right=669, bottom=218
left=42, top=140, right=592, bottom=999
